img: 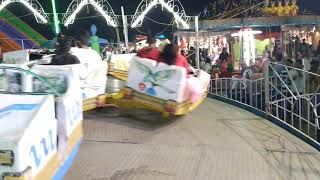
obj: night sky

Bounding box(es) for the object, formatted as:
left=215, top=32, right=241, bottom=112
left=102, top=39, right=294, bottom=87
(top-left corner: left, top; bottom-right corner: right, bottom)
left=3, top=0, right=320, bottom=41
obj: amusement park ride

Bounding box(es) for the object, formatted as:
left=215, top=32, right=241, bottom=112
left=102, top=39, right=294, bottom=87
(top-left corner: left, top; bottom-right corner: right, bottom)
left=0, top=0, right=209, bottom=179
left=0, top=0, right=318, bottom=179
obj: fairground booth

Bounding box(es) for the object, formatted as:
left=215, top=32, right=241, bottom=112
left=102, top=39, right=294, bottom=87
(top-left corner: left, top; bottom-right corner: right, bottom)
left=175, top=2, right=320, bottom=71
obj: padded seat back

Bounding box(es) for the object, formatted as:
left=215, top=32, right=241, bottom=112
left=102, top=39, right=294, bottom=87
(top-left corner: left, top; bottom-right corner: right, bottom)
left=81, top=61, right=108, bottom=99
left=31, top=65, right=81, bottom=97
left=31, top=65, right=83, bottom=140
left=126, top=56, right=187, bottom=103
left=110, top=53, right=136, bottom=72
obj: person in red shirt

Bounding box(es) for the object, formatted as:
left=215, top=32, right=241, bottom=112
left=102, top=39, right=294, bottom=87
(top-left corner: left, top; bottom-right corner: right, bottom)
left=158, top=44, right=190, bottom=74
left=137, top=37, right=160, bottom=61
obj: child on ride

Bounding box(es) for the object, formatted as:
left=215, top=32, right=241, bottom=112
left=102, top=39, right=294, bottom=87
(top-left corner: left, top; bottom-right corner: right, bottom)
left=158, top=44, right=190, bottom=75
left=137, top=37, right=160, bottom=61
left=157, top=44, right=202, bottom=103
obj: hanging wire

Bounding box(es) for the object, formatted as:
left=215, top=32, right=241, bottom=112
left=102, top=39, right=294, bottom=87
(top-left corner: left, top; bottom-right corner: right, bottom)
left=144, top=16, right=174, bottom=26
left=134, top=27, right=147, bottom=35
left=158, top=24, right=171, bottom=34
left=133, top=18, right=174, bottom=35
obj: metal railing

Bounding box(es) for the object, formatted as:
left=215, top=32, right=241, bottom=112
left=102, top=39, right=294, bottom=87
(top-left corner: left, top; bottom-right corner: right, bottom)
left=210, top=77, right=265, bottom=112
left=209, top=61, right=320, bottom=146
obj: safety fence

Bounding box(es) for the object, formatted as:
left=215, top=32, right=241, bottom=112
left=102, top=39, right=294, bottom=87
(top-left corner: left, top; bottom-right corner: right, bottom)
left=209, top=61, right=320, bottom=148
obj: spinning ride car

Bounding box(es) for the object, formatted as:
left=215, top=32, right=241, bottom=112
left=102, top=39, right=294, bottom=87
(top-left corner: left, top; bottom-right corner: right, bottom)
left=106, top=56, right=211, bottom=118
left=1, top=49, right=108, bottom=112
left=107, top=53, right=136, bottom=81
left=0, top=66, right=83, bottom=180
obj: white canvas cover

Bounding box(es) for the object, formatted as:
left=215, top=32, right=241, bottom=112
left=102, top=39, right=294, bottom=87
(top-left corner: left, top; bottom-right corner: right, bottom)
left=126, top=56, right=187, bottom=103
left=196, top=70, right=211, bottom=93
left=0, top=94, right=57, bottom=178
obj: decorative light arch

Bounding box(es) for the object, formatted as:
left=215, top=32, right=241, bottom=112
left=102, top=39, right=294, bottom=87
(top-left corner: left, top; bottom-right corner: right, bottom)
left=131, top=0, right=190, bottom=29
left=62, top=0, right=117, bottom=27
left=0, top=0, right=49, bottom=23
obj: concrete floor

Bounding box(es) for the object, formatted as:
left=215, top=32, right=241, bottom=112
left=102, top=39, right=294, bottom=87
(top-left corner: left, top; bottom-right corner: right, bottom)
left=65, top=98, right=320, bottom=180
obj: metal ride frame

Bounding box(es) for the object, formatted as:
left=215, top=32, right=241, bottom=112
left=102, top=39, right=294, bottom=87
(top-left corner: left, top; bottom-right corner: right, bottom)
left=0, top=0, right=49, bottom=23
left=0, top=0, right=119, bottom=29
left=210, top=61, right=320, bottom=150
left=62, top=0, right=118, bottom=27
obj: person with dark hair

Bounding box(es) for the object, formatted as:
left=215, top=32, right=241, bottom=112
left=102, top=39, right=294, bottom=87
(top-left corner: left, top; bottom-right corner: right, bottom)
left=137, top=36, right=160, bottom=60
left=71, top=29, right=102, bottom=65
left=219, top=47, right=228, bottom=62
left=158, top=44, right=190, bottom=74
left=75, top=30, right=91, bottom=48
left=49, top=36, right=80, bottom=65
left=70, top=30, right=106, bottom=99
left=300, top=39, right=309, bottom=58
left=181, top=49, right=188, bottom=58
left=317, top=40, right=320, bottom=57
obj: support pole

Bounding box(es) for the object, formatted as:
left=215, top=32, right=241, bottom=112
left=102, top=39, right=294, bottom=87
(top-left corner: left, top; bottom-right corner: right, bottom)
left=121, top=6, right=129, bottom=54
left=195, top=16, right=200, bottom=70
left=115, top=27, right=121, bottom=47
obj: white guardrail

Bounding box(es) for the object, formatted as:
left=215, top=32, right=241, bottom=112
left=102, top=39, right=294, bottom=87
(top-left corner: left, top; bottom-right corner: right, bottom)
left=209, top=61, right=320, bottom=149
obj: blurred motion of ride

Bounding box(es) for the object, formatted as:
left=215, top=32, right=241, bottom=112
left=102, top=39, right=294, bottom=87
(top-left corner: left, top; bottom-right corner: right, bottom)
left=0, top=47, right=209, bottom=179
left=0, top=48, right=107, bottom=180
left=105, top=56, right=211, bottom=118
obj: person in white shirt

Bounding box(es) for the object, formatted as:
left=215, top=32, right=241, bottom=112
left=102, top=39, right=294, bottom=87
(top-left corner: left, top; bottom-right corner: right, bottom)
left=72, top=30, right=102, bottom=66
left=70, top=30, right=107, bottom=99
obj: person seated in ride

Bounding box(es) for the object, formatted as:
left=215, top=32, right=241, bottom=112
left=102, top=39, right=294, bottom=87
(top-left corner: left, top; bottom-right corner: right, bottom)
left=71, top=30, right=103, bottom=65
left=157, top=44, right=206, bottom=103
left=137, top=36, right=160, bottom=61
left=219, top=47, right=229, bottom=63
left=49, top=36, right=80, bottom=65
left=70, top=30, right=106, bottom=98
left=158, top=44, right=190, bottom=75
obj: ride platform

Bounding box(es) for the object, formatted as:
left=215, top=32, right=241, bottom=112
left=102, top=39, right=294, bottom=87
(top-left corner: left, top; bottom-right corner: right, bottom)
left=66, top=98, right=320, bottom=180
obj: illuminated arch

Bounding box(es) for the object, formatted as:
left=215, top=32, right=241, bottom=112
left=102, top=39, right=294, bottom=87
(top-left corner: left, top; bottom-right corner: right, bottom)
left=0, top=0, right=49, bottom=23
left=131, top=0, right=190, bottom=29
left=62, top=0, right=117, bottom=27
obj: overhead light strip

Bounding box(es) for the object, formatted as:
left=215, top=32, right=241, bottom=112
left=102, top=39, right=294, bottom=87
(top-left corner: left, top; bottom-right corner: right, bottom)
left=0, top=0, right=48, bottom=23
left=64, top=0, right=88, bottom=26
left=158, top=0, right=189, bottom=29
left=131, top=0, right=158, bottom=28
left=89, top=0, right=116, bottom=27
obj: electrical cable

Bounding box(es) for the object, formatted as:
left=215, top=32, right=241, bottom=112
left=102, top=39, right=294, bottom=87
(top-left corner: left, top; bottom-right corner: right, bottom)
left=144, top=15, right=174, bottom=26
left=134, top=27, right=147, bottom=35
left=134, top=18, right=174, bottom=35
